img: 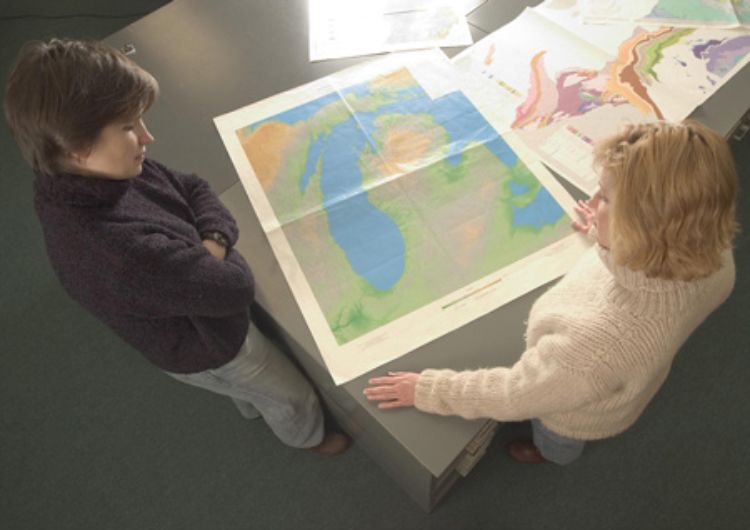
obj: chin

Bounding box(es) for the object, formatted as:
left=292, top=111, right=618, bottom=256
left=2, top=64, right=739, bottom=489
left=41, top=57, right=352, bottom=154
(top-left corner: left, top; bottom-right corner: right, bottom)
left=128, top=162, right=144, bottom=178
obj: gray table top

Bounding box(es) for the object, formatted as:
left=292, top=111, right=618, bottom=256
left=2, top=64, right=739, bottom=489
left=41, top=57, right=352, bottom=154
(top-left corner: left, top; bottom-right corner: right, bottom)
left=106, top=0, right=750, bottom=477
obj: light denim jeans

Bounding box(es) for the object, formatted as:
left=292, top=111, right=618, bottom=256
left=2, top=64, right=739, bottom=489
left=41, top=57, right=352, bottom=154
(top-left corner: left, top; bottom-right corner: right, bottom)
left=165, top=321, right=324, bottom=449
left=532, top=418, right=585, bottom=465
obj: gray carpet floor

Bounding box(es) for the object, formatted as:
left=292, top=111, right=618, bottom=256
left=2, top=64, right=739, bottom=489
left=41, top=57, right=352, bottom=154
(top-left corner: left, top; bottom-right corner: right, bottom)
left=1, top=2, right=749, bottom=529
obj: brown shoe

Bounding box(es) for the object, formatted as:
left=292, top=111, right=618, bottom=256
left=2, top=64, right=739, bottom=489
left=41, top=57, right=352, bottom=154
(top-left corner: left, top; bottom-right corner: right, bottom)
left=307, top=431, right=350, bottom=457
left=508, top=439, right=547, bottom=464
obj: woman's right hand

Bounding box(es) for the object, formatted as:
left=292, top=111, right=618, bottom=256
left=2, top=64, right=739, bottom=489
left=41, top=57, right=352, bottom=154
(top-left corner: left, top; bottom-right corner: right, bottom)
left=363, top=371, right=419, bottom=410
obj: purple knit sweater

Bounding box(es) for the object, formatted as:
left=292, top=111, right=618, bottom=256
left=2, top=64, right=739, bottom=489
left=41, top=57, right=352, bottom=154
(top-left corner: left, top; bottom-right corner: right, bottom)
left=34, top=159, right=254, bottom=373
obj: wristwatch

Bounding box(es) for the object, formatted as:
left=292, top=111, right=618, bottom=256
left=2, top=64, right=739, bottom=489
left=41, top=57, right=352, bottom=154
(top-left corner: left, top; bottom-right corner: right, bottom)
left=201, top=231, right=230, bottom=248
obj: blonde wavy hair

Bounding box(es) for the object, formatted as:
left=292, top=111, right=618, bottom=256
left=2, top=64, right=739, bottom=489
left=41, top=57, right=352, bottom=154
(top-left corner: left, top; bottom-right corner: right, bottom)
left=593, top=120, right=738, bottom=281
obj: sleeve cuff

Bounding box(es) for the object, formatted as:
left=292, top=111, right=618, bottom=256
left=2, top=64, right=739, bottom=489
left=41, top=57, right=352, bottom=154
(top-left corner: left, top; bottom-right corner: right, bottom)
left=201, top=230, right=231, bottom=248
left=414, top=369, right=456, bottom=414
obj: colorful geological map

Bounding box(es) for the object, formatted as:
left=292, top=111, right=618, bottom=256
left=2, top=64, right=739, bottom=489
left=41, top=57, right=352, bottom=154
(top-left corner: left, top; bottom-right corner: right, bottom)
left=454, top=6, right=750, bottom=191
left=234, top=67, right=571, bottom=346
left=512, top=26, right=750, bottom=128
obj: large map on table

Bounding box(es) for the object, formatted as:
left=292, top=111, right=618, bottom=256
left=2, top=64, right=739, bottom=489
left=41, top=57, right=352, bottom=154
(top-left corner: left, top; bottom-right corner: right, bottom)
left=215, top=51, right=587, bottom=384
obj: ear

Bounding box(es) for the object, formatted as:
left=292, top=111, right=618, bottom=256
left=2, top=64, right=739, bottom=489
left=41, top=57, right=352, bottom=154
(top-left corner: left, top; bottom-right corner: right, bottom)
left=64, top=147, right=92, bottom=172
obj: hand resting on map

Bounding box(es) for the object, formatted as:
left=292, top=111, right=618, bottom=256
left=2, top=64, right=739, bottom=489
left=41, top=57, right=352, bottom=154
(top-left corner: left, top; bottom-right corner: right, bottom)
left=364, top=371, right=419, bottom=409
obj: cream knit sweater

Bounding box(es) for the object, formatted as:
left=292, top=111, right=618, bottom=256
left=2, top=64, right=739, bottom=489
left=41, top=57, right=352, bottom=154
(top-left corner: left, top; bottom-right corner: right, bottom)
left=414, top=245, right=735, bottom=440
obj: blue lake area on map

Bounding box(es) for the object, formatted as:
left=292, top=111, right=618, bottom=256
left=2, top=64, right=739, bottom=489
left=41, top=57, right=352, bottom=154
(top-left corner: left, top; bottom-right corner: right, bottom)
left=247, top=75, right=563, bottom=291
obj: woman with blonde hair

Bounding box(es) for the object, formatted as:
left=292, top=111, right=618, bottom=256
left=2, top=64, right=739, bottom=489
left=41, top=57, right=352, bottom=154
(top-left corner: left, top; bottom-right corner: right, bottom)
left=364, top=120, right=737, bottom=464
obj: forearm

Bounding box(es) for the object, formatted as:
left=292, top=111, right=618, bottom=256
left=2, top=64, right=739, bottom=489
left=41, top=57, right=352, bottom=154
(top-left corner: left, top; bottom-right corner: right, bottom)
left=168, top=164, right=239, bottom=244
left=415, top=367, right=526, bottom=421
left=121, top=238, right=255, bottom=317
left=415, top=357, right=595, bottom=422
left=187, top=178, right=239, bottom=244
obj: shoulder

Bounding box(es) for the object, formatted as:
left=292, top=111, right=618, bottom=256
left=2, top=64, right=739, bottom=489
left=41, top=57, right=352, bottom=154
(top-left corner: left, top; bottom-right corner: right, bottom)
left=701, top=249, right=735, bottom=300
left=526, top=304, right=629, bottom=373
left=528, top=247, right=616, bottom=334
left=525, top=253, right=658, bottom=370
left=546, top=245, right=613, bottom=296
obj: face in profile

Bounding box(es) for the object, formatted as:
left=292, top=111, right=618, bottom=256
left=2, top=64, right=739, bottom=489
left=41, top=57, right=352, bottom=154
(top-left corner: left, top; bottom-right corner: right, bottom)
left=70, top=117, right=155, bottom=179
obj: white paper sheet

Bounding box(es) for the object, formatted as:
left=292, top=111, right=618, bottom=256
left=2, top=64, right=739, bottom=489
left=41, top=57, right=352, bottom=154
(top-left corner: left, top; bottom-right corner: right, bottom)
left=308, top=0, right=473, bottom=61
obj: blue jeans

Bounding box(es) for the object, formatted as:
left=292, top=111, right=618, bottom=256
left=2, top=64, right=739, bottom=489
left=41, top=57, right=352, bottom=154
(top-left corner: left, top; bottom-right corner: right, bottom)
left=165, top=321, right=325, bottom=449
left=532, top=419, right=585, bottom=465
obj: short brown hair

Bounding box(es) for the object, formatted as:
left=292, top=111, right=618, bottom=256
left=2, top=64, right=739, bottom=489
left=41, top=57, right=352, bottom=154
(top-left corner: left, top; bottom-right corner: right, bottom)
left=4, top=38, right=159, bottom=176
left=593, top=120, right=738, bottom=281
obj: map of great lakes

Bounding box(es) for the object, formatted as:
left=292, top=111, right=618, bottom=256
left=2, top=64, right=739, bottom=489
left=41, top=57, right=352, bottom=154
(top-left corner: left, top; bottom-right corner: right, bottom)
left=236, top=67, right=570, bottom=345
left=215, top=52, right=586, bottom=383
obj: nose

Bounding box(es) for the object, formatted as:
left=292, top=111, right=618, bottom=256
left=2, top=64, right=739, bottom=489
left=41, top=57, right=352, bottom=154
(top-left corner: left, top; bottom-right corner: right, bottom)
left=137, top=120, right=155, bottom=145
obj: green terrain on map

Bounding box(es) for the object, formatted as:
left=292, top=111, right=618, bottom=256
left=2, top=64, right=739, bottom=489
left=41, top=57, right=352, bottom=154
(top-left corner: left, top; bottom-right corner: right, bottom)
left=237, top=68, right=571, bottom=344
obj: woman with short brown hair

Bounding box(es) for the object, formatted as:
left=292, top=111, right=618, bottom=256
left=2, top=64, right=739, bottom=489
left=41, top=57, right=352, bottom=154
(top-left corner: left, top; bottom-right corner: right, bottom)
left=5, top=39, right=348, bottom=456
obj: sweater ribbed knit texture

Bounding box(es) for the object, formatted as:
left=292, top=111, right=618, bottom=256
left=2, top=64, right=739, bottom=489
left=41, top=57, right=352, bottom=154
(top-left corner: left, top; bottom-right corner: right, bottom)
left=415, top=244, right=735, bottom=440
left=34, top=159, right=254, bottom=373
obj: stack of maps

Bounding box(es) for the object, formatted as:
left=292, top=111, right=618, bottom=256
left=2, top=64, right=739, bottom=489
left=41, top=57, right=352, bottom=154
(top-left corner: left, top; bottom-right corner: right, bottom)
left=215, top=0, right=750, bottom=384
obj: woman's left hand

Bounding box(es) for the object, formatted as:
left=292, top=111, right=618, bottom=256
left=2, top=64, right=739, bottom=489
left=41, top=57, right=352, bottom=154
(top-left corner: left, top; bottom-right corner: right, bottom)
left=363, top=371, right=419, bottom=409
left=572, top=190, right=600, bottom=234
left=202, top=239, right=227, bottom=260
